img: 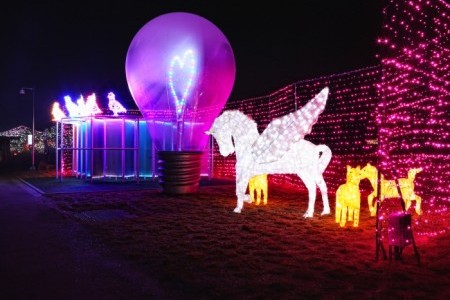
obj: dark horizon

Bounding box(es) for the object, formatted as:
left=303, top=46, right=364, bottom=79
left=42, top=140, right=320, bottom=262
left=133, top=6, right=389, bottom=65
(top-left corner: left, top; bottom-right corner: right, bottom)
left=0, top=1, right=383, bottom=131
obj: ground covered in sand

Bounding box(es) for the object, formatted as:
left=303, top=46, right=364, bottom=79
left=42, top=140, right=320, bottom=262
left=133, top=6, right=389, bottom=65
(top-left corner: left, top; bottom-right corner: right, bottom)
left=40, top=179, right=449, bottom=300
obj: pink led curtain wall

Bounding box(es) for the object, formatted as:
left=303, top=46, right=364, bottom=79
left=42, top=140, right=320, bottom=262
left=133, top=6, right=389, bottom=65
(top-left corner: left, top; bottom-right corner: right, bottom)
left=377, top=0, right=450, bottom=235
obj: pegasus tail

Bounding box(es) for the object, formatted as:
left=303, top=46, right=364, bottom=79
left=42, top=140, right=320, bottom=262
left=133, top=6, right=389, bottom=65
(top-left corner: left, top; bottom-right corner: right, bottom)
left=316, top=144, right=332, bottom=174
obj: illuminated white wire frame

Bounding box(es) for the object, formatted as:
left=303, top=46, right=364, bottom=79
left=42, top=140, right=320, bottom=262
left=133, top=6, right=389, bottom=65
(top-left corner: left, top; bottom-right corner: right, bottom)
left=207, top=87, right=332, bottom=217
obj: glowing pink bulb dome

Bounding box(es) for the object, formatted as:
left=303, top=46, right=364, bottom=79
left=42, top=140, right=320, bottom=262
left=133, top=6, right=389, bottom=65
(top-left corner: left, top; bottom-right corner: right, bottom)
left=125, top=12, right=236, bottom=152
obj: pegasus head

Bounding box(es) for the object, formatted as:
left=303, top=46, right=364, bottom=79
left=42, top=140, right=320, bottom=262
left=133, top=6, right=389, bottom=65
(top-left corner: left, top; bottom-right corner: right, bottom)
left=205, top=114, right=236, bottom=157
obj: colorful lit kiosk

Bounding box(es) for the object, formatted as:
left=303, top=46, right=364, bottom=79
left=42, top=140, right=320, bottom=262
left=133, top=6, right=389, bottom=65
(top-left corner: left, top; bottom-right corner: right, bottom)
left=53, top=92, right=212, bottom=182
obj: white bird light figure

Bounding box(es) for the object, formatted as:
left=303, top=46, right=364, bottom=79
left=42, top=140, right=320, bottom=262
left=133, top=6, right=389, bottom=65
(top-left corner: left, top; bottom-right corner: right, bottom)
left=64, top=95, right=80, bottom=117
left=107, top=92, right=127, bottom=117
left=76, top=95, right=88, bottom=117
left=85, top=93, right=103, bottom=115
left=51, top=102, right=66, bottom=121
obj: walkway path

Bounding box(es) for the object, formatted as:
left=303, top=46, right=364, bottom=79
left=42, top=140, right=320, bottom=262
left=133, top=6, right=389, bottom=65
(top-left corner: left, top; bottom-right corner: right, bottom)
left=0, top=175, right=166, bottom=299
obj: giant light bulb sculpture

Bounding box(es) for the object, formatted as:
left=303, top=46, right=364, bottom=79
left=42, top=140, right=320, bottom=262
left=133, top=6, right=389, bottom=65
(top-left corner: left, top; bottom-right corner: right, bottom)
left=126, top=12, right=235, bottom=194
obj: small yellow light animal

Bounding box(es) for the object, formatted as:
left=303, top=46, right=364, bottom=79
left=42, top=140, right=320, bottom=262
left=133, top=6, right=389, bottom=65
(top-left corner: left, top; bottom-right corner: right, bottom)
left=335, top=165, right=362, bottom=227
left=360, top=163, right=423, bottom=216
left=248, top=174, right=268, bottom=205
left=381, top=168, right=423, bottom=215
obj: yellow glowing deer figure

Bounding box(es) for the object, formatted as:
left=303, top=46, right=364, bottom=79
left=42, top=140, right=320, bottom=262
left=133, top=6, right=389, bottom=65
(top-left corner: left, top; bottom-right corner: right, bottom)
left=248, top=174, right=268, bottom=205
left=335, top=165, right=362, bottom=227
left=381, top=168, right=423, bottom=215
left=360, top=163, right=423, bottom=216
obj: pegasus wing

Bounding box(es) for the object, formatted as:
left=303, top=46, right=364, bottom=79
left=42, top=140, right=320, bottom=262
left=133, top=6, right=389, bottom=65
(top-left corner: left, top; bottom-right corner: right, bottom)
left=251, top=87, right=329, bottom=163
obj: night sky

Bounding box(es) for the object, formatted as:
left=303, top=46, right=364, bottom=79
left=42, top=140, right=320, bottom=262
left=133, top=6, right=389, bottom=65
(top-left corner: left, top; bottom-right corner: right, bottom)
left=0, top=1, right=383, bottom=131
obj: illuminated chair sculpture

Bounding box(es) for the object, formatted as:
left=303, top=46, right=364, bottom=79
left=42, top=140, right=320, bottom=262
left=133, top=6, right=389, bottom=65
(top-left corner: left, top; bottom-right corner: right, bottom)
left=335, top=165, right=362, bottom=227
left=249, top=174, right=268, bottom=205
left=387, top=212, right=420, bottom=264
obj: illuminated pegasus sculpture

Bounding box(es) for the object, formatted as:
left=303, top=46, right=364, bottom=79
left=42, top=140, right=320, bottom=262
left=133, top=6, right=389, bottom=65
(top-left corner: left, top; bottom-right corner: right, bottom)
left=207, top=87, right=331, bottom=217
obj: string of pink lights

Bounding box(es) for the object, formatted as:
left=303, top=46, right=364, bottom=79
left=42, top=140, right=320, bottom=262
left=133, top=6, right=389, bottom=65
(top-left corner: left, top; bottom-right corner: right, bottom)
left=377, top=0, right=449, bottom=237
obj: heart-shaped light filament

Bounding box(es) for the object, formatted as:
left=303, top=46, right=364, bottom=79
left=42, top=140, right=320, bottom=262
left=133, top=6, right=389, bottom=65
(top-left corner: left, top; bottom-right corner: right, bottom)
left=167, top=49, right=197, bottom=119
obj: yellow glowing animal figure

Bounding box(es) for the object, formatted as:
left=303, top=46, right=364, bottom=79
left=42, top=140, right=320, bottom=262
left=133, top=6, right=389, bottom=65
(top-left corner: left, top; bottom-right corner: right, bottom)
left=335, top=165, right=362, bottom=227
left=249, top=174, right=268, bottom=205
left=360, top=163, right=423, bottom=216
left=381, top=168, right=423, bottom=215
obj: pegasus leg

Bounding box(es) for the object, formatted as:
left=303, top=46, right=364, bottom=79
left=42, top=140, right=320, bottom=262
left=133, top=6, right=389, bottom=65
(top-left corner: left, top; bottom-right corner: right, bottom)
left=316, top=175, right=330, bottom=215
left=234, top=174, right=251, bottom=213
left=300, top=175, right=317, bottom=218
left=248, top=183, right=255, bottom=203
